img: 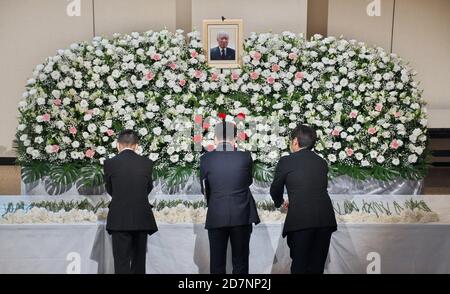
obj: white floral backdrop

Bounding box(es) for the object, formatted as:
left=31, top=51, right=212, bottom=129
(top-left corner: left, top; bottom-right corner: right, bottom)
left=15, top=30, right=428, bottom=195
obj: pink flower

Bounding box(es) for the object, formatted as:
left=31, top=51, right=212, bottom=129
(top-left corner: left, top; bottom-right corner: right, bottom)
left=375, top=103, right=383, bottom=112
left=41, top=113, right=51, bottom=122
left=51, top=145, right=60, bottom=153
left=145, top=72, right=155, bottom=81
left=295, top=72, right=304, bottom=80
left=194, top=115, right=203, bottom=125
left=346, top=148, right=354, bottom=157
left=194, top=70, right=203, bottom=79
left=69, top=126, right=77, bottom=135
left=394, top=111, right=401, bottom=118
left=390, top=139, right=400, bottom=150
left=349, top=110, right=358, bottom=119
left=85, top=109, right=94, bottom=115
left=331, top=129, right=340, bottom=137
left=179, top=79, right=186, bottom=86
left=53, top=99, right=62, bottom=106
left=288, top=52, right=298, bottom=60
left=151, top=54, right=161, bottom=61
left=207, top=144, right=215, bottom=152
left=169, top=63, right=177, bottom=70
left=85, top=149, right=95, bottom=159
left=368, top=127, right=377, bottom=135
left=211, top=72, right=219, bottom=81
left=252, top=51, right=262, bottom=61
left=202, top=122, right=210, bottom=130
left=190, top=50, right=198, bottom=58
left=266, top=76, right=275, bottom=84
left=231, top=72, right=240, bottom=81
left=238, top=132, right=248, bottom=141
left=236, top=113, right=246, bottom=120
left=271, top=64, right=280, bottom=72
left=106, top=129, right=114, bottom=137
left=193, top=134, right=203, bottom=143
left=250, top=71, right=260, bottom=80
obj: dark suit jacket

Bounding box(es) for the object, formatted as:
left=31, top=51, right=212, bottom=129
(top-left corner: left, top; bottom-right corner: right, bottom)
left=104, top=149, right=158, bottom=235
left=200, top=143, right=260, bottom=229
left=270, top=149, right=337, bottom=237
left=210, top=46, right=236, bottom=60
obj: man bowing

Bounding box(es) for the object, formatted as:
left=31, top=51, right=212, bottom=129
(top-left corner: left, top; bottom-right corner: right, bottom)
left=104, top=129, right=158, bottom=274
left=200, top=121, right=260, bottom=274
left=270, top=124, right=337, bottom=274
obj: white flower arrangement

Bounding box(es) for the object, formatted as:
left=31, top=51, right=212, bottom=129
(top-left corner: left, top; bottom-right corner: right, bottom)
left=16, top=30, right=428, bottom=190
left=0, top=199, right=439, bottom=224
left=0, top=207, right=97, bottom=224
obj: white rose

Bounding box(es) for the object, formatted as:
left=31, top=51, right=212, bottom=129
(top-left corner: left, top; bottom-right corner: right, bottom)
left=153, top=127, right=162, bottom=136
left=328, top=154, right=337, bottom=162
left=139, top=128, right=148, bottom=136
left=408, top=154, right=418, bottom=163
left=170, top=154, right=179, bottom=163
left=88, top=123, right=97, bottom=133
left=35, top=125, right=43, bottom=134
left=185, top=153, right=194, bottom=162
left=149, top=153, right=159, bottom=161
left=96, top=146, right=106, bottom=155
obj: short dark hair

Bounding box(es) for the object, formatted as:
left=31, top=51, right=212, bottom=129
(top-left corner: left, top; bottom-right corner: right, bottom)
left=117, top=129, right=139, bottom=146
left=214, top=121, right=237, bottom=142
left=290, top=124, right=317, bottom=149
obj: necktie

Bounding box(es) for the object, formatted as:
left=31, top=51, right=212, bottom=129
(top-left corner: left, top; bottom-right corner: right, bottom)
left=221, top=48, right=225, bottom=59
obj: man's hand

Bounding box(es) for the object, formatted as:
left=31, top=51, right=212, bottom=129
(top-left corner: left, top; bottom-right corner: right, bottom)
left=281, top=200, right=289, bottom=212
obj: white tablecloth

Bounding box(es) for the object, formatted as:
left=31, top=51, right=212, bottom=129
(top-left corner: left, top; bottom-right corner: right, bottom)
left=0, top=223, right=104, bottom=274
left=1, top=222, right=449, bottom=274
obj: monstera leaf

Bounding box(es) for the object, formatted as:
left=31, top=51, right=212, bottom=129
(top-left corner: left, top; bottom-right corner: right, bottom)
left=78, top=164, right=104, bottom=188
left=252, top=162, right=274, bottom=183
left=164, top=165, right=195, bottom=190
left=22, top=161, right=50, bottom=184
left=45, top=163, right=80, bottom=195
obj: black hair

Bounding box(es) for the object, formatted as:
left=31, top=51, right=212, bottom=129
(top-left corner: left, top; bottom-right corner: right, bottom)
left=290, top=124, right=317, bottom=149
left=117, top=129, right=139, bottom=146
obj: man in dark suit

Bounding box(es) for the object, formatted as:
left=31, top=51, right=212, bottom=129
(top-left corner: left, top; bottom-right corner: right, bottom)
left=210, top=31, right=236, bottom=60
left=200, top=121, right=260, bottom=274
left=270, top=124, right=337, bottom=274
left=104, top=129, right=158, bottom=274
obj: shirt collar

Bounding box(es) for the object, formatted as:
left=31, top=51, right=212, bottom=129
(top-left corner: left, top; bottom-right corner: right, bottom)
left=119, top=147, right=135, bottom=154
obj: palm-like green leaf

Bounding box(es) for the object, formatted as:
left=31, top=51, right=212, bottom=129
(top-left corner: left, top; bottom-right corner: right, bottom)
left=45, top=163, right=80, bottom=195
left=164, top=165, right=194, bottom=188
left=79, top=164, right=104, bottom=188
left=253, top=162, right=274, bottom=183
left=22, top=161, right=50, bottom=184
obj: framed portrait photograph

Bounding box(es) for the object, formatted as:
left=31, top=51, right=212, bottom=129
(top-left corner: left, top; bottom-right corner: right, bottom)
left=203, top=19, right=243, bottom=69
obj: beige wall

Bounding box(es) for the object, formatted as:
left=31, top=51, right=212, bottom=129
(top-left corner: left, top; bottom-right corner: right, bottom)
left=327, top=0, right=450, bottom=128
left=94, top=0, right=176, bottom=37
left=392, top=0, right=450, bottom=128
left=192, top=0, right=308, bottom=36
left=328, top=0, right=395, bottom=50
